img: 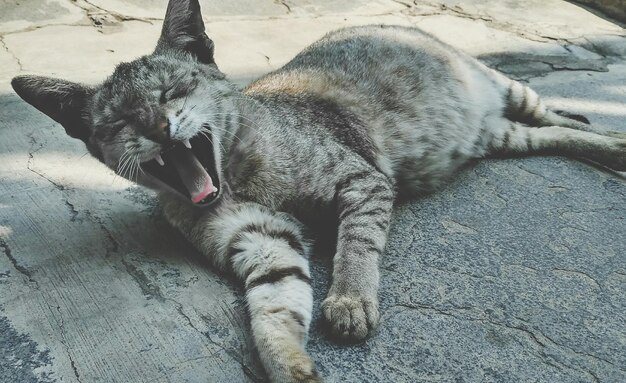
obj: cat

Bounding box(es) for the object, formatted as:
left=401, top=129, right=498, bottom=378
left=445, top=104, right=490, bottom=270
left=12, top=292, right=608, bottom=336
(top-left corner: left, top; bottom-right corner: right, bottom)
left=10, top=0, right=625, bottom=382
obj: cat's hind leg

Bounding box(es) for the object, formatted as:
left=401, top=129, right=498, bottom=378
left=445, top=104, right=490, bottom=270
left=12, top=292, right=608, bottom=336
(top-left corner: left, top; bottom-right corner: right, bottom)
left=500, top=79, right=611, bottom=135
left=548, top=110, right=626, bottom=140
left=484, top=66, right=626, bottom=138
left=484, top=117, right=626, bottom=170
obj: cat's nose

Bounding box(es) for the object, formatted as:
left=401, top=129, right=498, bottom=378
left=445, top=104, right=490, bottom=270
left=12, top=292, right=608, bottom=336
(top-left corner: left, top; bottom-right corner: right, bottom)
left=146, top=117, right=170, bottom=143
left=158, top=119, right=169, bottom=136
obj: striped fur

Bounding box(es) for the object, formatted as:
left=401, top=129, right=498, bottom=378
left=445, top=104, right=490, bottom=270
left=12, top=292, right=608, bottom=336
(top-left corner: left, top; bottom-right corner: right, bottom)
left=161, top=197, right=318, bottom=382
left=503, top=78, right=607, bottom=134
left=11, top=0, right=626, bottom=381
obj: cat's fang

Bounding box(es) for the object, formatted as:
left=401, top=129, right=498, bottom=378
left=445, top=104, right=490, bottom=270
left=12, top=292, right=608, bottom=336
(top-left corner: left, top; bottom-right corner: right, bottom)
left=183, top=139, right=192, bottom=149
left=155, top=153, right=165, bottom=166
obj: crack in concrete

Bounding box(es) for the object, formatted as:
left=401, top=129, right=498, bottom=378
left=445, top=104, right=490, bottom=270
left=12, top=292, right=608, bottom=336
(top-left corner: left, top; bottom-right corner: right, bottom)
left=388, top=302, right=617, bottom=381
left=413, top=0, right=594, bottom=45
left=120, top=257, right=164, bottom=301
left=515, top=164, right=552, bottom=181
left=114, top=252, right=261, bottom=381
left=391, top=0, right=413, bottom=8
left=539, top=329, right=624, bottom=372
left=52, top=304, right=83, bottom=383
left=163, top=297, right=263, bottom=382
left=551, top=268, right=601, bottom=289
left=258, top=52, right=271, bottom=66
left=403, top=0, right=626, bottom=79
left=274, top=0, right=292, bottom=14
left=26, top=134, right=130, bottom=283
left=0, top=21, right=93, bottom=36
left=65, top=201, right=79, bottom=222
left=540, top=59, right=607, bottom=73
left=84, top=211, right=120, bottom=257
left=26, top=161, right=65, bottom=190
left=424, top=263, right=496, bottom=279
left=415, top=2, right=494, bottom=23
left=199, top=313, right=264, bottom=383
left=485, top=55, right=610, bottom=82
left=0, top=238, right=37, bottom=285
left=441, top=218, right=479, bottom=234
left=26, top=136, right=66, bottom=192
left=507, top=263, right=541, bottom=273
left=1, top=0, right=622, bottom=80
left=0, top=36, right=24, bottom=71
left=70, top=0, right=160, bottom=26
left=25, top=134, right=90, bottom=226
left=579, top=36, right=623, bottom=58
left=558, top=206, right=616, bottom=215
left=547, top=185, right=570, bottom=192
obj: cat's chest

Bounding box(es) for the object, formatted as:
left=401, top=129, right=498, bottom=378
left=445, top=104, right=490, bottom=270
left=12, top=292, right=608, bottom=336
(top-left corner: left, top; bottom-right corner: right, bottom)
left=226, top=153, right=290, bottom=207
left=227, top=163, right=338, bottom=229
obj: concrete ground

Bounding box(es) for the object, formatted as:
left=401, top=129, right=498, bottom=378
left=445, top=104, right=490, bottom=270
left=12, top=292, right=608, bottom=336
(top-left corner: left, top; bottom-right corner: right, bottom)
left=1, top=1, right=625, bottom=382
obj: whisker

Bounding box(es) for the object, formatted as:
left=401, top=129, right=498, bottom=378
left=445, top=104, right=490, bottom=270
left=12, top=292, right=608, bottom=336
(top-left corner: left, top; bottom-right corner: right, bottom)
left=118, top=157, right=131, bottom=182
left=114, top=148, right=133, bottom=184
left=129, top=156, right=137, bottom=183
left=199, top=111, right=263, bottom=133
left=120, top=151, right=135, bottom=180
left=196, top=112, right=261, bottom=144
left=200, top=129, right=227, bottom=154
left=200, top=122, right=243, bottom=144
left=133, top=155, right=141, bottom=182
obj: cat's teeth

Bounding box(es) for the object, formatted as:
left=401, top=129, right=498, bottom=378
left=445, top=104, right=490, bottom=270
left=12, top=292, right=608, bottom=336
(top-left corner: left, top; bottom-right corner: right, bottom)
left=183, top=139, right=192, bottom=149
left=155, top=154, right=165, bottom=166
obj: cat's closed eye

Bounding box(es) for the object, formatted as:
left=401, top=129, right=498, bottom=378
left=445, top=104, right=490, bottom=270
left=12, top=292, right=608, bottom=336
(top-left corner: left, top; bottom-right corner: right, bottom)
left=159, top=86, right=186, bottom=104
left=95, top=119, right=127, bottom=141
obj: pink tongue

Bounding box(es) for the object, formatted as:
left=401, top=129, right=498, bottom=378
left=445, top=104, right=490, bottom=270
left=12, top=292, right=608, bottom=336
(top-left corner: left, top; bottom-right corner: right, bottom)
left=169, top=149, right=217, bottom=203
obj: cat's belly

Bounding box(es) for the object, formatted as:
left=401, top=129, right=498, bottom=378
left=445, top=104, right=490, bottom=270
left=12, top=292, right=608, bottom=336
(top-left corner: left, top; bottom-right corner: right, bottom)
left=247, top=24, right=506, bottom=196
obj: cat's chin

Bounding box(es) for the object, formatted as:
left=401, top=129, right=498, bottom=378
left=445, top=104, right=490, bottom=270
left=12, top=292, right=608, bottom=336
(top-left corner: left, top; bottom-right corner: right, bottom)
left=138, top=131, right=221, bottom=207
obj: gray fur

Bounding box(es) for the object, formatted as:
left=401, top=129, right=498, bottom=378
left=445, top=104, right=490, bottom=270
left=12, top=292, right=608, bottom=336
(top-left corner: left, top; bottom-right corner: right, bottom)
left=10, top=1, right=626, bottom=382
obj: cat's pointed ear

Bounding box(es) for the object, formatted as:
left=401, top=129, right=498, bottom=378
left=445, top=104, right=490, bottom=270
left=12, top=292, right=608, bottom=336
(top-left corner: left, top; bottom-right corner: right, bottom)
left=11, top=75, right=92, bottom=142
left=156, top=0, right=215, bottom=64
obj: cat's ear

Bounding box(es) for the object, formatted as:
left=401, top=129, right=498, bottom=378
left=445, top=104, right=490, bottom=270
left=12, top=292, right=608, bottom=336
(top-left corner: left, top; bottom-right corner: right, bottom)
left=11, top=75, right=92, bottom=142
left=156, top=0, right=215, bottom=64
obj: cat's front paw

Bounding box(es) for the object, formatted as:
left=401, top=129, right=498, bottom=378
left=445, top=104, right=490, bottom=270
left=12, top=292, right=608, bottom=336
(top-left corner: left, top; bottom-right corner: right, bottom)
left=321, top=294, right=379, bottom=342
left=286, top=354, right=322, bottom=383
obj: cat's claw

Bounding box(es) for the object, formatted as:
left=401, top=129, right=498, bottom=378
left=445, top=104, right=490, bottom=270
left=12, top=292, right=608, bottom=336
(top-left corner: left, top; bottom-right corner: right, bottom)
left=321, top=294, right=379, bottom=342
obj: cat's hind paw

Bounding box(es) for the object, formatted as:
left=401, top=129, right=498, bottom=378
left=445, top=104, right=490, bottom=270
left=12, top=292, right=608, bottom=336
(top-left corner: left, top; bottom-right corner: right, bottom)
left=607, top=131, right=626, bottom=140
left=321, top=294, right=379, bottom=342
left=554, top=109, right=590, bottom=125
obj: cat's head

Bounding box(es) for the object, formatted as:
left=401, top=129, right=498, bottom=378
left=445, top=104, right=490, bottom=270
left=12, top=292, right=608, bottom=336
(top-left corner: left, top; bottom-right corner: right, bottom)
left=11, top=0, right=233, bottom=207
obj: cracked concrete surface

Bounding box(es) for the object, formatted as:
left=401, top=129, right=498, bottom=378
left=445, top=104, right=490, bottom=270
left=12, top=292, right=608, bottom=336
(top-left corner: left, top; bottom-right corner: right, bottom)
left=0, top=0, right=625, bottom=382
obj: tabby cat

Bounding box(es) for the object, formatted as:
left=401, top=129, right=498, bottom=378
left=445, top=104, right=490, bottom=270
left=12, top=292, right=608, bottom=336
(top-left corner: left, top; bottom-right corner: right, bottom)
left=11, top=0, right=625, bottom=381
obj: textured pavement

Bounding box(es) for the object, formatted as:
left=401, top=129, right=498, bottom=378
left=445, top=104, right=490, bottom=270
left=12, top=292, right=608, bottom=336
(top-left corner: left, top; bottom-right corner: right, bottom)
left=1, top=1, right=625, bottom=382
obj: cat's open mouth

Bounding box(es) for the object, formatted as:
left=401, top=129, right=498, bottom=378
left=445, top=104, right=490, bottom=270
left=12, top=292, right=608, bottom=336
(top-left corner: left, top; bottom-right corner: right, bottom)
left=140, top=131, right=220, bottom=205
